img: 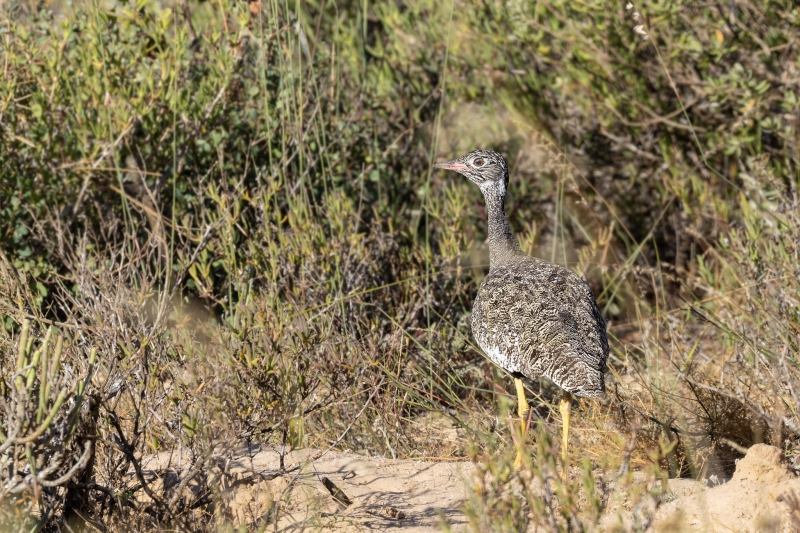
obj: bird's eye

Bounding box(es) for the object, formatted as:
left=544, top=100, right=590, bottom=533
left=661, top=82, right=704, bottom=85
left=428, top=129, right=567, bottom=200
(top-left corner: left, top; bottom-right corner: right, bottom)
left=472, top=158, right=485, bottom=167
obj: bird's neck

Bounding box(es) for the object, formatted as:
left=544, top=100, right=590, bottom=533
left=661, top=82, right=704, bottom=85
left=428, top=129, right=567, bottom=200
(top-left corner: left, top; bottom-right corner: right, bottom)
left=481, top=183, right=523, bottom=267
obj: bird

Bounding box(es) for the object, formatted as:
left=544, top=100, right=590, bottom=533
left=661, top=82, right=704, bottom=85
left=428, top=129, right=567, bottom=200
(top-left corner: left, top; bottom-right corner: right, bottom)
left=434, top=149, right=608, bottom=479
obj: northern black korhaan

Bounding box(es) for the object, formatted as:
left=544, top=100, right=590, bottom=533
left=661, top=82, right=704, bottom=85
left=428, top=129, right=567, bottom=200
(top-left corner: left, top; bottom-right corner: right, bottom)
left=435, top=149, right=608, bottom=477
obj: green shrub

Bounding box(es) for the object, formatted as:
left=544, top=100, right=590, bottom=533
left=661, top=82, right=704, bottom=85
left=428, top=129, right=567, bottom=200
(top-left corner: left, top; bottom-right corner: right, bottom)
left=1, top=0, right=799, bottom=530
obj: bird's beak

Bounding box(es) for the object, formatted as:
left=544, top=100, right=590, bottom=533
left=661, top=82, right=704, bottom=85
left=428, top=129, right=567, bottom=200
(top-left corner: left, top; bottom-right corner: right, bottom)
left=434, top=160, right=468, bottom=172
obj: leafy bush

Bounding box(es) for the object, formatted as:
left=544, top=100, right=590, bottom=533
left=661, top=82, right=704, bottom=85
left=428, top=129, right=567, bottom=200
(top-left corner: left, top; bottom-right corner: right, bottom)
left=1, top=0, right=799, bottom=530
left=0, top=316, right=98, bottom=530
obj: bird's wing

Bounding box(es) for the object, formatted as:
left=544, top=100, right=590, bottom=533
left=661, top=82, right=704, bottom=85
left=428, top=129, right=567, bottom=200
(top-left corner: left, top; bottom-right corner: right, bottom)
left=473, top=260, right=608, bottom=395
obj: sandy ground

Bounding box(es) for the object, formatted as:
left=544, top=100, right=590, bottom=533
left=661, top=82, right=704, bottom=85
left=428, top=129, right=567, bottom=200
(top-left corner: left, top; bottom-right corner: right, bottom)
left=226, top=448, right=475, bottom=532
left=136, top=443, right=800, bottom=531
left=137, top=445, right=476, bottom=531
left=652, top=444, right=800, bottom=532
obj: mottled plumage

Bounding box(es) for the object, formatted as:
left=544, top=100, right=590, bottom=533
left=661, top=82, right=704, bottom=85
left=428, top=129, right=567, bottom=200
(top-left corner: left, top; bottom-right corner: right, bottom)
left=473, top=259, right=607, bottom=396
left=435, top=149, right=608, bottom=395
left=436, top=149, right=608, bottom=475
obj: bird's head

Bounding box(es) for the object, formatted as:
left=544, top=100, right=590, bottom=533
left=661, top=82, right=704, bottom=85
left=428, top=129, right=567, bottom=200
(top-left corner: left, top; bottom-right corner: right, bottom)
left=434, top=149, right=509, bottom=195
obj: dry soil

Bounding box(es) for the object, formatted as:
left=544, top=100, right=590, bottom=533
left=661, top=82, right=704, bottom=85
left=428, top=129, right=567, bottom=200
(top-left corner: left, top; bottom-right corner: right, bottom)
left=136, top=443, right=800, bottom=531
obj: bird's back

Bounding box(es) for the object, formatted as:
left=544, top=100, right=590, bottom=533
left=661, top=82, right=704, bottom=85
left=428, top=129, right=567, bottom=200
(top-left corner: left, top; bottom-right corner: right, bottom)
left=472, top=256, right=608, bottom=397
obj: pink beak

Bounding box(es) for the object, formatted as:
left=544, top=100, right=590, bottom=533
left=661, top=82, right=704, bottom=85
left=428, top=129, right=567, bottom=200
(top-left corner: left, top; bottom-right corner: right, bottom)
left=434, top=160, right=469, bottom=172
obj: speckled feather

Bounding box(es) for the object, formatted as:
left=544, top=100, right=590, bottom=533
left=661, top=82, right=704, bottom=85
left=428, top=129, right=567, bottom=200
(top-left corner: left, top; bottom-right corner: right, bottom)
left=472, top=258, right=607, bottom=397
left=436, top=149, right=608, bottom=397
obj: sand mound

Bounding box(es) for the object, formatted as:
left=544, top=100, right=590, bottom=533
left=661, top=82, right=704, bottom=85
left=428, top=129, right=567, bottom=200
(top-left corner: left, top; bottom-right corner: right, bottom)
left=652, top=444, right=800, bottom=532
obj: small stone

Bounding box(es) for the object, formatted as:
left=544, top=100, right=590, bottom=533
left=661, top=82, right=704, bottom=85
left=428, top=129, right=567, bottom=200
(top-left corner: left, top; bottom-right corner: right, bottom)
left=382, top=506, right=406, bottom=520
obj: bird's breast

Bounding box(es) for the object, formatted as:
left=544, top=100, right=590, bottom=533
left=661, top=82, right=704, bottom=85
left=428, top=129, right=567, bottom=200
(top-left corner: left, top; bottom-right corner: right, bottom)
left=472, top=292, right=527, bottom=375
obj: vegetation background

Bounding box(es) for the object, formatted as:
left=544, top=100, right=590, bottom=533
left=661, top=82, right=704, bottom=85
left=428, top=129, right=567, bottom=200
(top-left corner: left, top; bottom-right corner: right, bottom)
left=1, top=0, right=799, bottom=530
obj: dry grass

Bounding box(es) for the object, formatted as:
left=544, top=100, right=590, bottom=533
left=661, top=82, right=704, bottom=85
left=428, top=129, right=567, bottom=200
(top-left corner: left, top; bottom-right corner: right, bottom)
left=1, top=0, right=800, bottom=531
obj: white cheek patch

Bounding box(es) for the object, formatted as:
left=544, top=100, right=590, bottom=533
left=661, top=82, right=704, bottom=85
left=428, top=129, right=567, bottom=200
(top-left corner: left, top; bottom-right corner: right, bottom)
left=479, top=179, right=505, bottom=196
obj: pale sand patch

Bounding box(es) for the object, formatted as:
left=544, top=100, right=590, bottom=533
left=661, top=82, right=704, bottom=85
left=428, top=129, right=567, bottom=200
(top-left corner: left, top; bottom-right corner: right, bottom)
left=133, top=443, right=800, bottom=531
left=650, top=444, right=800, bottom=533
left=136, top=445, right=476, bottom=532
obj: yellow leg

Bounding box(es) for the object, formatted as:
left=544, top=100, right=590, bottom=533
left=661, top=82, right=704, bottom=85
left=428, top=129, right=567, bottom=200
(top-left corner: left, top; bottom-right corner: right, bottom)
left=513, top=378, right=530, bottom=470
left=559, top=391, right=573, bottom=483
